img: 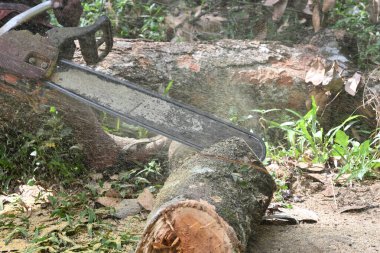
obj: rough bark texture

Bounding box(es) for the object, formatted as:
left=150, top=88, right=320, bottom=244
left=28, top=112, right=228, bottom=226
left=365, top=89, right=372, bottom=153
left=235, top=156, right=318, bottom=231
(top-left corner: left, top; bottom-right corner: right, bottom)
left=135, top=137, right=276, bottom=252
left=93, top=36, right=377, bottom=136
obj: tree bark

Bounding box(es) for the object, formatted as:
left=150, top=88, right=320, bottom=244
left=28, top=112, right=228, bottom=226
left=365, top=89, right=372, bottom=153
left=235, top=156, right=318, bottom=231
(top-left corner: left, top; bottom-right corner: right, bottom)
left=135, top=137, right=276, bottom=252
left=94, top=37, right=377, bottom=136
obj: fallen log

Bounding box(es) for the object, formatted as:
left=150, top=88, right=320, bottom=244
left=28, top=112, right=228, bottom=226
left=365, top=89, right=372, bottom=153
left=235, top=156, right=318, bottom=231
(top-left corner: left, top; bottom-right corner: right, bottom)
left=135, top=137, right=276, bottom=252
left=93, top=36, right=377, bottom=136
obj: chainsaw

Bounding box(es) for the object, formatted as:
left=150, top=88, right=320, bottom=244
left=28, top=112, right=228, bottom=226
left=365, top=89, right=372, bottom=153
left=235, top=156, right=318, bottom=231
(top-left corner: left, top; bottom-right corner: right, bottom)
left=0, top=1, right=266, bottom=161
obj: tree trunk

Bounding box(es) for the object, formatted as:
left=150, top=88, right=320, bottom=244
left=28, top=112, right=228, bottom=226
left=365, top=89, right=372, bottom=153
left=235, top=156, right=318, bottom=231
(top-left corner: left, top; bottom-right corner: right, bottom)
left=135, top=137, right=276, bottom=252
left=94, top=37, right=377, bottom=136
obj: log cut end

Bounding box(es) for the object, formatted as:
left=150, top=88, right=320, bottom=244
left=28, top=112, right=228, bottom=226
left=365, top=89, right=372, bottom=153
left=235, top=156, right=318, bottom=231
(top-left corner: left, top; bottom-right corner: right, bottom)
left=135, top=199, right=242, bottom=253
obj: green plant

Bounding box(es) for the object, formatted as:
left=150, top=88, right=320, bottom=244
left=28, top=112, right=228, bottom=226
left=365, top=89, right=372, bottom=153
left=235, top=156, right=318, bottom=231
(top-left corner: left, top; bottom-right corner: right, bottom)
left=251, top=97, right=379, bottom=181
left=81, top=0, right=105, bottom=27
left=139, top=3, right=166, bottom=41
left=332, top=129, right=380, bottom=180
left=265, top=97, right=330, bottom=163
left=332, top=0, right=380, bottom=68
left=119, top=159, right=163, bottom=189
left=0, top=107, right=85, bottom=192
left=163, top=80, right=174, bottom=96
left=81, top=0, right=166, bottom=40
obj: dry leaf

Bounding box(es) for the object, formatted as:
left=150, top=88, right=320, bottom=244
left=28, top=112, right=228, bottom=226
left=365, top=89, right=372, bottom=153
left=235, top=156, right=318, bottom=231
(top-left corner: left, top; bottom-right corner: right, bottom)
left=272, top=0, right=288, bottom=21
left=303, top=0, right=313, bottom=15
left=193, top=5, right=202, bottom=18
left=105, top=188, right=122, bottom=198
left=96, top=196, right=122, bottom=208
left=263, top=0, right=281, bottom=6
left=0, top=239, right=28, bottom=252
left=263, top=206, right=319, bottom=225
left=322, top=61, right=344, bottom=92
left=345, top=72, right=362, bottom=96
left=137, top=188, right=155, bottom=211
left=312, top=3, right=321, bottom=32
left=339, top=204, right=379, bottom=213
left=40, top=222, right=69, bottom=237
left=305, top=173, right=328, bottom=184
left=89, top=173, right=103, bottom=181
left=277, top=18, right=289, bottom=33
left=322, top=0, right=336, bottom=13
left=278, top=206, right=319, bottom=222
left=305, top=57, right=326, bottom=85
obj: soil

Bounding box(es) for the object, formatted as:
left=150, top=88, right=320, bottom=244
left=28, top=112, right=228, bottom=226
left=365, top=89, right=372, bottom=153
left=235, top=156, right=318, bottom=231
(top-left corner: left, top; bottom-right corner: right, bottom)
left=1, top=169, right=378, bottom=253
left=249, top=179, right=380, bottom=253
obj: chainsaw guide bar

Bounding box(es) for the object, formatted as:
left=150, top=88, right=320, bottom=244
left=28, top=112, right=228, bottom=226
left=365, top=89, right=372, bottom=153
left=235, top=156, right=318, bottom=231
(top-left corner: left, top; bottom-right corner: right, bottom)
left=47, top=59, right=267, bottom=161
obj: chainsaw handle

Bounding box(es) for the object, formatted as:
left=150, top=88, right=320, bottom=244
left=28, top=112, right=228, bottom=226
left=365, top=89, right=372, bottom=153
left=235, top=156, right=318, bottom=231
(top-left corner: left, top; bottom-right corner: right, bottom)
left=47, top=16, right=113, bottom=65
left=78, top=16, right=113, bottom=64
left=0, top=1, right=52, bottom=36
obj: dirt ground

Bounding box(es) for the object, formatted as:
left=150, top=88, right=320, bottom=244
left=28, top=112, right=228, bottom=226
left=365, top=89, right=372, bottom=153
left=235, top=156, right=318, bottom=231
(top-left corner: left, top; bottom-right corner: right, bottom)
left=1, top=172, right=379, bottom=253
left=249, top=180, right=380, bottom=253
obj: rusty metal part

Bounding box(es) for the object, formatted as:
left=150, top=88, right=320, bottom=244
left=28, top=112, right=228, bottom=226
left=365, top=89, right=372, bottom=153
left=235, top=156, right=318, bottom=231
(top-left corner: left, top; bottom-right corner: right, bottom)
left=0, top=3, right=30, bottom=13
left=0, top=30, right=58, bottom=79
left=47, top=16, right=113, bottom=64
left=0, top=15, right=113, bottom=79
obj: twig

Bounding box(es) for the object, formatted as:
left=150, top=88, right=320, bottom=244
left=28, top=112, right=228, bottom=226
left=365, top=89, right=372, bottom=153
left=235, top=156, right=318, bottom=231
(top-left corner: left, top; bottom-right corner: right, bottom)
left=321, top=90, right=342, bottom=118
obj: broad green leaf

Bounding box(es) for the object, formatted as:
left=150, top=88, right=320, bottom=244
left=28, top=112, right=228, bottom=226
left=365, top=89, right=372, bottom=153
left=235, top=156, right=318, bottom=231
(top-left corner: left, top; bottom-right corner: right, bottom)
left=334, top=130, right=349, bottom=148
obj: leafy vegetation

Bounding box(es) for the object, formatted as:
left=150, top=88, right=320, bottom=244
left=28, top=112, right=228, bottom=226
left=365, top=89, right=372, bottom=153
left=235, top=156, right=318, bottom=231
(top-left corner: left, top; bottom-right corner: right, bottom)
left=332, top=0, right=380, bottom=68
left=0, top=107, right=85, bottom=192
left=81, top=0, right=166, bottom=40
left=0, top=188, right=140, bottom=252
left=250, top=97, right=380, bottom=182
